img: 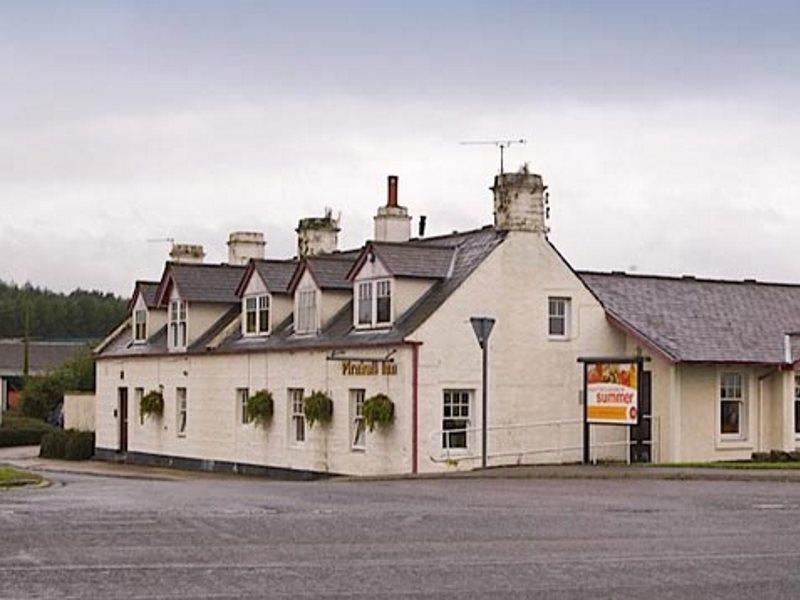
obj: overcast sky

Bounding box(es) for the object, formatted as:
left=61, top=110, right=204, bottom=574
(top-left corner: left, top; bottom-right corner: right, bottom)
left=2, top=0, right=800, bottom=295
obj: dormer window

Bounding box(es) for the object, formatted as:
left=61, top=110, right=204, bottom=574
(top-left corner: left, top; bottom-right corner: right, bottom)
left=169, top=299, right=187, bottom=349
left=243, top=293, right=271, bottom=336
left=296, top=289, right=318, bottom=334
left=133, top=309, right=147, bottom=343
left=355, top=279, right=392, bottom=328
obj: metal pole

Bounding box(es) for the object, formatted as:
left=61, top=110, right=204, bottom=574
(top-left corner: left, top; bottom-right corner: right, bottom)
left=482, top=341, right=488, bottom=469
left=582, top=362, right=589, bottom=465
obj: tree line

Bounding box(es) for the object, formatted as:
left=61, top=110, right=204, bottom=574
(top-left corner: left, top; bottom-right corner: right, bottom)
left=0, top=280, right=128, bottom=340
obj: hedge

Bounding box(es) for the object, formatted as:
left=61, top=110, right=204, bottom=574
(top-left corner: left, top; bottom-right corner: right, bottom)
left=0, top=415, right=56, bottom=447
left=40, top=430, right=95, bottom=460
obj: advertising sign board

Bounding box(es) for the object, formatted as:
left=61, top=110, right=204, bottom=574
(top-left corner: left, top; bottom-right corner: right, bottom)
left=586, top=361, right=639, bottom=425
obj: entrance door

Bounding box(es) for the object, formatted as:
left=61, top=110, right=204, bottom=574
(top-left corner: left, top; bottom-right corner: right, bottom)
left=629, top=371, right=652, bottom=463
left=118, top=387, right=128, bottom=453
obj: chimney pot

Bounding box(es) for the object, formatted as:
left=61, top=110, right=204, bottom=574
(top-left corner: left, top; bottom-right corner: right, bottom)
left=387, top=175, right=399, bottom=207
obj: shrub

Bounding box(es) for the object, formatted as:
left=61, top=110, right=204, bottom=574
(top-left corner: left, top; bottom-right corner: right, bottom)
left=0, top=415, right=55, bottom=447
left=362, top=394, right=395, bottom=432
left=303, top=391, right=333, bottom=428
left=39, top=431, right=67, bottom=458
left=140, top=390, right=164, bottom=419
left=21, top=346, right=94, bottom=420
left=64, top=431, right=95, bottom=460
left=246, top=390, right=274, bottom=426
left=39, top=430, right=95, bottom=460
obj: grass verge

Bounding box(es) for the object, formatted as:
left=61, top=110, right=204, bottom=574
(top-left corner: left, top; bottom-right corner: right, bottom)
left=0, top=465, right=44, bottom=487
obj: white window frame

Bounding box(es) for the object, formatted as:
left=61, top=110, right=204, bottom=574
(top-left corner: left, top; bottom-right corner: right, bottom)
left=133, top=309, right=148, bottom=343
left=176, top=387, right=187, bottom=437
left=134, top=387, right=144, bottom=425
left=350, top=389, right=366, bottom=451
left=289, top=388, right=305, bottom=444
left=354, top=278, right=393, bottom=329
left=547, top=297, right=570, bottom=339
left=236, top=387, right=249, bottom=426
left=718, top=372, right=747, bottom=442
left=242, top=293, right=271, bottom=337
left=169, top=299, right=188, bottom=350
left=295, top=290, right=319, bottom=334
left=794, top=373, right=800, bottom=441
left=442, top=389, right=472, bottom=451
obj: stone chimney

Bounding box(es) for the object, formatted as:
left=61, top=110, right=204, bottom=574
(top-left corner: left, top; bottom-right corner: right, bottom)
left=491, top=165, right=548, bottom=234
left=227, top=231, right=265, bottom=265
left=169, top=243, right=205, bottom=264
left=374, top=175, right=411, bottom=243
left=296, top=209, right=340, bottom=257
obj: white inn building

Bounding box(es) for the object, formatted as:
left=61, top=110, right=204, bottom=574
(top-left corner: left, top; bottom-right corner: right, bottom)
left=95, top=168, right=800, bottom=477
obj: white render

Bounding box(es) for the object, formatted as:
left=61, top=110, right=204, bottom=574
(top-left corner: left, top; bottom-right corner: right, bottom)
left=95, top=168, right=800, bottom=476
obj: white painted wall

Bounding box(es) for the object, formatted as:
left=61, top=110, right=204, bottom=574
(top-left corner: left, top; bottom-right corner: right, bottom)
left=64, top=392, right=95, bottom=432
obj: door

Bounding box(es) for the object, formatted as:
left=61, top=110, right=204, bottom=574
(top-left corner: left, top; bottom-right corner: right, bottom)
left=629, top=371, right=652, bottom=463
left=118, top=387, right=128, bottom=453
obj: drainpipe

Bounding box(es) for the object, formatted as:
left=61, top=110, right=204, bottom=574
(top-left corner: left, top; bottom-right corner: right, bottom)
left=411, top=342, right=420, bottom=474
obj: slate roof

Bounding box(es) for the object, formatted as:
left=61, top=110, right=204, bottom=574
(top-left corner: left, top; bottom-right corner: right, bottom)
left=348, top=243, right=455, bottom=280
left=291, top=256, right=357, bottom=292
left=0, top=340, right=89, bottom=375
left=97, top=226, right=502, bottom=357
left=213, top=226, right=507, bottom=353
left=159, top=263, right=246, bottom=305
left=129, top=281, right=160, bottom=311
left=251, top=260, right=298, bottom=294
left=580, top=271, right=800, bottom=364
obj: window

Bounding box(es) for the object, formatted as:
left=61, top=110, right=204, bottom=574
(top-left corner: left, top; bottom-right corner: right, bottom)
left=133, top=309, right=147, bottom=342
left=296, top=290, right=318, bottom=334
left=258, top=295, right=270, bottom=334
left=243, top=294, right=271, bottom=336
left=355, top=279, right=392, bottom=328
left=350, top=389, right=366, bottom=450
left=795, top=374, right=800, bottom=438
left=237, top=388, right=249, bottom=425
left=548, top=297, right=570, bottom=338
left=176, top=388, right=187, bottom=436
left=376, top=280, right=392, bottom=324
left=169, top=300, right=187, bottom=349
left=134, top=387, right=144, bottom=425
left=289, top=388, right=305, bottom=443
left=358, top=282, right=372, bottom=325
left=442, top=390, right=471, bottom=450
left=244, top=297, right=257, bottom=334
left=720, top=373, right=746, bottom=439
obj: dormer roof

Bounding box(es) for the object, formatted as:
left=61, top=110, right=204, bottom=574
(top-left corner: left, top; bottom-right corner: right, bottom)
left=155, top=262, right=246, bottom=306
left=128, top=280, right=160, bottom=312
left=235, top=259, right=298, bottom=297
left=346, top=241, right=455, bottom=281
left=287, top=256, right=355, bottom=294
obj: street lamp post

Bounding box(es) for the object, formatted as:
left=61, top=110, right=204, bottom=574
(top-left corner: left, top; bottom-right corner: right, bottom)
left=470, top=317, right=495, bottom=469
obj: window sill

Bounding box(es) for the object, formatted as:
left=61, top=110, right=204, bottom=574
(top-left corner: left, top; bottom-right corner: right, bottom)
left=715, top=439, right=752, bottom=451
left=351, top=446, right=366, bottom=453
left=177, top=434, right=187, bottom=439
left=548, top=335, right=571, bottom=342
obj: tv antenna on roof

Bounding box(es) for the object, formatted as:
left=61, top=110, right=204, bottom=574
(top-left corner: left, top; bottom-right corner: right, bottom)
left=460, top=139, right=526, bottom=174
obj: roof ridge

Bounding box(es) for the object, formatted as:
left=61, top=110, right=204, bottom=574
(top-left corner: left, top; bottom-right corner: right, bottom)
left=578, top=270, right=800, bottom=289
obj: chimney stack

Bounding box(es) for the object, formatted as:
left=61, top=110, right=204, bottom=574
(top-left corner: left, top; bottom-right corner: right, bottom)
left=296, top=209, right=340, bottom=257
left=491, top=164, right=548, bottom=235
left=227, top=231, right=265, bottom=265
left=169, top=243, right=205, bottom=264
left=374, top=175, right=411, bottom=243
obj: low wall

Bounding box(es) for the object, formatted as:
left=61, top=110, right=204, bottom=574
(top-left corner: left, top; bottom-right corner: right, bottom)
left=64, top=392, right=95, bottom=431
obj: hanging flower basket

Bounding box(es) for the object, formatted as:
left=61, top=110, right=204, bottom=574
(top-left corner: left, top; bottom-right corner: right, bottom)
left=362, top=393, right=395, bottom=431
left=246, top=390, right=274, bottom=426
left=140, top=390, right=164, bottom=420
left=303, top=390, right=333, bottom=428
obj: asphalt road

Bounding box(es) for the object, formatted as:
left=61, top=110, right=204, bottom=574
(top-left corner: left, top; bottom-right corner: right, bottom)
left=2, top=472, right=800, bottom=599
